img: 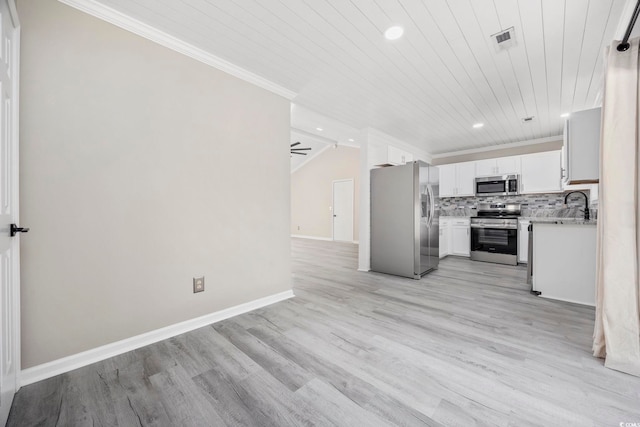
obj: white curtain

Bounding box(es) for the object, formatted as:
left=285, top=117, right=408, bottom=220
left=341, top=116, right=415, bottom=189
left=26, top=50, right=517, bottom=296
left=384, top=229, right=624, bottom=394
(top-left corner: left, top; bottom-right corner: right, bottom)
left=593, top=37, right=640, bottom=377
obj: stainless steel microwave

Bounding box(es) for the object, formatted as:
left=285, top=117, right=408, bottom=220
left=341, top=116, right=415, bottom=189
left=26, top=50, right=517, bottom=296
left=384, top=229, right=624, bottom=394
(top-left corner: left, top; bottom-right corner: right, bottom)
left=475, top=175, right=519, bottom=196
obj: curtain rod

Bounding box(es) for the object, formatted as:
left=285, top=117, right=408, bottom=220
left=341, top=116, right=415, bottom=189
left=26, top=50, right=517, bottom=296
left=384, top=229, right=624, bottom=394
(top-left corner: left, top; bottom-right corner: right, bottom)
left=618, top=0, right=640, bottom=51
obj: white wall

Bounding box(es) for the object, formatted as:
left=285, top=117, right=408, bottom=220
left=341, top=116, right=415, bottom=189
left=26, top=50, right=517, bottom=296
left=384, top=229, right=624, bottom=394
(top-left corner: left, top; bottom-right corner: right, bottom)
left=291, top=146, right=360, bottom=240
left=19, top=0, right=291, bottom=368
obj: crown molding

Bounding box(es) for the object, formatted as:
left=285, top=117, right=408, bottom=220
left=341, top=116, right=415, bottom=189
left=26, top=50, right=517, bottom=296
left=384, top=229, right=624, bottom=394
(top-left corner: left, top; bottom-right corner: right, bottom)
left=57, top=0, right=297, bottom=100
left=431, top=135, right=563, bottom=159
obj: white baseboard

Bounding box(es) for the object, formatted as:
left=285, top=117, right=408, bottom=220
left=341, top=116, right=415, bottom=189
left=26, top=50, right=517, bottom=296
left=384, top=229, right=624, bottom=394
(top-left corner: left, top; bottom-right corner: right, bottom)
left=19, top=290, right=295, bottom=387
left=291, top=234, right=333, bottom=241
left=290, top=235, right=359, bottom=245
left=357, top=268, right=370, bottom=272
left=538, top=294, right=595, bottom=307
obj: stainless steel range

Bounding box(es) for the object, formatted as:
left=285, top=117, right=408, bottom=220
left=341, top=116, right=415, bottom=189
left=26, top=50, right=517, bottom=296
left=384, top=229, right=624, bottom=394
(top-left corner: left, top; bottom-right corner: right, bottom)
left=470, top=203, right=521, bottom=266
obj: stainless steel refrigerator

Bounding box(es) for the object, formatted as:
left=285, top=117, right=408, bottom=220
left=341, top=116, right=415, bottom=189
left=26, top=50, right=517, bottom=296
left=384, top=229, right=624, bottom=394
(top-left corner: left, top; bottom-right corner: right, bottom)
left=370, top=161, right=439, bottom=279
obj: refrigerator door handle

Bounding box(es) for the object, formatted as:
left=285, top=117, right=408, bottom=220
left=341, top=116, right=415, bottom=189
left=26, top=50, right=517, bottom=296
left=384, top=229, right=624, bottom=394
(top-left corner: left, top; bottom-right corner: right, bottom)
left=423, top=187, right=431, bottom=228
left=428, top=184, right=435, bottom=228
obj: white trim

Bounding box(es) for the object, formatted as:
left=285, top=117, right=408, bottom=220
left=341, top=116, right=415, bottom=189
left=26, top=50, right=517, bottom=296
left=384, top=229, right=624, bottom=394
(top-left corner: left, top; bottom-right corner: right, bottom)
left=431, top=135, right=562, bottom=159
left=353, top=240, right=359, bottom=244
left=2, top=1, right=21, bottom=419
left=357, top=268, right=370, bottom=272
left=57, top=0, right=296, bottom=100
left=539, top=295, right=595, bottom=308
left=291, top=128, right=338, bottom=145
left=290, top=234, right=332, bottom=241
left=290, top=144, right=331, bottom=174
left=291, top=127, right=360, bottom=148
left=19, top=290, right=294, bottom=387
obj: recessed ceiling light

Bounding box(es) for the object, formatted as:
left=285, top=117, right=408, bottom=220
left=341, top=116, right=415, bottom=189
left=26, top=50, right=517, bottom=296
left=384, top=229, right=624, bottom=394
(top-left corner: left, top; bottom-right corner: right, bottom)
left=560, top=113, right=570, bottom=118
left=316, top=127, right=323, bottom=131
left=348, top=138, right=355, bottom=142
left=384, top=26, right=404, bottom=40
left=472, top=123, right=484, bottom=129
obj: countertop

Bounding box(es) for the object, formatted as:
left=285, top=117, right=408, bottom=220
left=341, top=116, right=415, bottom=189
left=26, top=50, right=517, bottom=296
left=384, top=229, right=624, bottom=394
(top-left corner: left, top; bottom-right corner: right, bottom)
left=524, top=217, right=597, bottom=226
left=440, top=215, right=597, bottom=226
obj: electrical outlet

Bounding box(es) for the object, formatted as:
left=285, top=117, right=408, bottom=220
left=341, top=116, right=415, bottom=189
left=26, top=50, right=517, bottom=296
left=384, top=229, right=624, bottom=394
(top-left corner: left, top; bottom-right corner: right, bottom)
left=193, top=276, right=205, bottom=293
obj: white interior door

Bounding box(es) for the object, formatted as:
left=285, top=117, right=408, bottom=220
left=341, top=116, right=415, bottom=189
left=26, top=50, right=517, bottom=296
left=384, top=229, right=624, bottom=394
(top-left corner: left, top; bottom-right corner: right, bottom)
left=332, top=180, right=354, bottom=242
left=0, top=1, right=20, bottom=425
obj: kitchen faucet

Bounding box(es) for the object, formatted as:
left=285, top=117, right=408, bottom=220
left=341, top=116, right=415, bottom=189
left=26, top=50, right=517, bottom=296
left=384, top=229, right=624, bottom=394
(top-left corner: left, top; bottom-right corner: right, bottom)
left=564, top=191, right=590, bottom=221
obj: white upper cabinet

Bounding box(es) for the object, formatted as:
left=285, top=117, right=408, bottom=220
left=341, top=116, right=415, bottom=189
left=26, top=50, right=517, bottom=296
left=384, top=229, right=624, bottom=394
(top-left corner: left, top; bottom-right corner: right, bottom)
left=563, top=107, right=600, bottom=184
left=475, top=159, right=496, bottom=176
left=439, top=162, right=475, bottom=197
left=440, top=151, right=567, bottom=197
left=387, top=146, right=414, bottom=165
left=439, top=164, right=456, bottom=197
left=496, top=157, right=521, bottom=175
left=520, top=151, right=562, bottom=194
left=456, top=162, right=476, bottom=196
left=475, top=156, right=521, bottom=176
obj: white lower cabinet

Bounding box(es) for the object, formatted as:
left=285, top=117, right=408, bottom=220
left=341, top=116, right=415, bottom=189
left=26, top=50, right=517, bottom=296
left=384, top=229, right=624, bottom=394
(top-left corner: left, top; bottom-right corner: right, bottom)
left=518, top=220, right=530, bottom=263
left=439, top=218, right=450, bottom=258
left=450, top=218, right=470, bottom=257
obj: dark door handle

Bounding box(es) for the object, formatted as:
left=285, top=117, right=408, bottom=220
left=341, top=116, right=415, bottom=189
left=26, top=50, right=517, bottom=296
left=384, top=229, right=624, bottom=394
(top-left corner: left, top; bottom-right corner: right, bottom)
left=10, top=224, right=29, bottom=237
left=333, top=214, right=337, bottom=217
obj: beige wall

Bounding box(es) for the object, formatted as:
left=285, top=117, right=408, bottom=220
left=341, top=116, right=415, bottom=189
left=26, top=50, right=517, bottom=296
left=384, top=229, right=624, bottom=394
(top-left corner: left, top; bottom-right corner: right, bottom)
left=432, top=140, right=563, bottom=165
left=291, top=146, right=360, bottom=241
left=19, top=0, right=291, bottom=368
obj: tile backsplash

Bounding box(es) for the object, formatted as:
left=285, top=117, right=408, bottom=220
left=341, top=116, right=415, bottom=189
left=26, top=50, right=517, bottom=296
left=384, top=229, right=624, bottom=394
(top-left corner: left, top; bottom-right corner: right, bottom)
left=439, top=191, right=597, bottom=219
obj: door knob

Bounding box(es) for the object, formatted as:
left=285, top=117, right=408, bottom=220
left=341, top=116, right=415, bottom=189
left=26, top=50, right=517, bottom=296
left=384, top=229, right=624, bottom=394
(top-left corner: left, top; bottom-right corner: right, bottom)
left=10, top=224, right=29, bottom=237
left=333, top=214, right=337, bottom=217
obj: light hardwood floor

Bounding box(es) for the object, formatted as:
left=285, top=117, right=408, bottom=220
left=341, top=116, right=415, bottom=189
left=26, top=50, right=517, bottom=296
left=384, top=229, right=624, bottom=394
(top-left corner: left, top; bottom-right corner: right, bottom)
left=8, top=238, right=640, bottom=426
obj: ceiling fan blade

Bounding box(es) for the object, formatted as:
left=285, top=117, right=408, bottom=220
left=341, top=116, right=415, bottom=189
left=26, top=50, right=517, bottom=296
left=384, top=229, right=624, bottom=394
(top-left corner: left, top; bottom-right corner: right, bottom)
left=291, top=152, right=307, bottom=155
left=290, top=142, right=301, bottom=147
left=291, top=147, right=312, bottom=151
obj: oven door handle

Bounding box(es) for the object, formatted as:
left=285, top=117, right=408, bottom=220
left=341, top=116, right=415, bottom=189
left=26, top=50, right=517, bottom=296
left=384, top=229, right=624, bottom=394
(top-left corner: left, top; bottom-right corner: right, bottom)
left=470, top=224, right=517, bottom=230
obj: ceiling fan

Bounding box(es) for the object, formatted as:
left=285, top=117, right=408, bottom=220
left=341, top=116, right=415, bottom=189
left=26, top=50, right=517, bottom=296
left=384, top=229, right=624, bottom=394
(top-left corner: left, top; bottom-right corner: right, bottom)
left=290, top=141, right=312, bottom=156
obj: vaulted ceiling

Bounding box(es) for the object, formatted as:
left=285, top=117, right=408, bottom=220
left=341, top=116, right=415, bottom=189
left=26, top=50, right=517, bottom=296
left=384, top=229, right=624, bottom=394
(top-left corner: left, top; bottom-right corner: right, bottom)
left=89, top=0, right=627, bottom=154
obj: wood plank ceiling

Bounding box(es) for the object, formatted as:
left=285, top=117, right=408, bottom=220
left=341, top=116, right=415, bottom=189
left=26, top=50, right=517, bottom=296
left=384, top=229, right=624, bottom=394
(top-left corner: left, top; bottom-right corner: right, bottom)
left=93, top=0, right=626, bottom=154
